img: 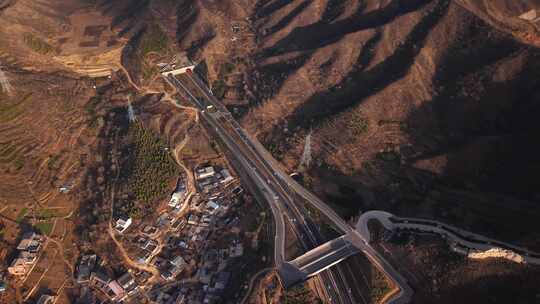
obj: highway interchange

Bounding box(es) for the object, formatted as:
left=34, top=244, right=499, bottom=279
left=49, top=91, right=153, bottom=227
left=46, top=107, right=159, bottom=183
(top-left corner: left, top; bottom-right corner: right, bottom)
left=163, top=69, right=412, bottom=304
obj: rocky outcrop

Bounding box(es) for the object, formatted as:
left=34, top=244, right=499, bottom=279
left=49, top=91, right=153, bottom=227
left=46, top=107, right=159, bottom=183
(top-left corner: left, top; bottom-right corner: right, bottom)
left=468, top=248, right=525, bottom=263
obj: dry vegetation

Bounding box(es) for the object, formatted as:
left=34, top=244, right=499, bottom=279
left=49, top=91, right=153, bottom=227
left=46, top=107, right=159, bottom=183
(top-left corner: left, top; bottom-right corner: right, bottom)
left=0, top=66, right=96, bottom=303
left=373, top=233, right=540, bottom=303
left=1, top=0, right=540, bottom=302
left=123, top=122, right=179, bottom=217
left=163, top=0, right=540, bottom=301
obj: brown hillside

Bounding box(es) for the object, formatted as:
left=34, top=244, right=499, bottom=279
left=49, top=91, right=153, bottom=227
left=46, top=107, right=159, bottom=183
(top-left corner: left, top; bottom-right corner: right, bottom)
left=0, top=0, right=539, bottom=302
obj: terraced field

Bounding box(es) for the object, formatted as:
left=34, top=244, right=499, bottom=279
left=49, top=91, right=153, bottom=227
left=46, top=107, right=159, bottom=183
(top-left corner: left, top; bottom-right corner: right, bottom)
left=0, top=66, right=97, bottom=303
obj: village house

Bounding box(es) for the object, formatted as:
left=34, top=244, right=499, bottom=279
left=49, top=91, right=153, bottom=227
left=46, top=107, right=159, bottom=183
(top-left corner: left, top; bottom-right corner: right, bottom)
left=142, top=225, right=158, bottom=236
left=90, top=270, right=110, bottom=291
left=229, top=242, right=244, bottom=258
left=117, top=272, right=138, bottom=296
left=115, top=216, right=132, bottom=233
left=206, top=200, right=220, bottom=214
left=17, top=232, right=43, bottom=252
left=169, top=176, right=187, bottom=208
left=187, top=214, right=200, bottom=225
left=196, top=166, right=215, bottom=180
left=8, top=232, right=44, bottom=276
left=36, top=294, right=55, bottom=304
left=107, top=280, right=125, bottom=301
left=76, top=254, right=97, bottom=284
left=218, top=169, right=234, bottom=184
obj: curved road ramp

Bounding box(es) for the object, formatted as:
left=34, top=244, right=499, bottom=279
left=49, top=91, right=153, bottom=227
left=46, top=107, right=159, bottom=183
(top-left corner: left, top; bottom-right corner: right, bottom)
left=356, top=210, right=540, bottom=265
left=163, top=68, right=413, bottom=304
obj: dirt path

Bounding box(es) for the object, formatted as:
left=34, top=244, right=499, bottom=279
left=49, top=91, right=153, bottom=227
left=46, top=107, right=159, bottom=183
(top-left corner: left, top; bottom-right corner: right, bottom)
left=0, top=213, right=15, bottom=224
left=47, top=233, right=75, bottom=275
left=107, top=223, right=160, bottom=280
left=15, top=285, right=23, bottom=304
left=51, top=279, right=68, bottom=304
left=23, top=247, right=59, bottom=301
left=240, top=268, right=273, bottom=304
left=106, top=130, right=160, bottom=281
left=117, top=64, right=142, bottom=92
left=173, top=134, right=194, bottom=184
left=0, top=205, right=8, bottom=214
left=25, top=182, right=46, bottom=209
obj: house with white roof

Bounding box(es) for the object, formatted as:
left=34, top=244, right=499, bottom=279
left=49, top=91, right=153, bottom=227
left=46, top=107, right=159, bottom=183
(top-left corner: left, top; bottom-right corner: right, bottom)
left=169, top=191, right=185, bottom=208
left=196, top=166, right=215, bottom=180
left=115, top=216, right=132, bottom=233
left=219, top=169, right=234, bottom=184
left=206, top=200, right=220, bottom=214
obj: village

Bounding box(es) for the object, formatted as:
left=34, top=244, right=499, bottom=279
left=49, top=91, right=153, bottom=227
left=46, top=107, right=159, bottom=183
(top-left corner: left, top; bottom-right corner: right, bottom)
left=65, top=161, right=268, bottom=304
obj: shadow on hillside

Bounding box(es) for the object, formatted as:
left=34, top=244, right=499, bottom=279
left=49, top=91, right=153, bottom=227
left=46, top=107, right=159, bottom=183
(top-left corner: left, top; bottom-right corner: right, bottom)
left=401, top=11, right=540, bottom=247
left=176, top=0, right=199, bottom=44
left=264, top=0, right=312, bottom=37
left=415, top=268, right=540, bottom=304
left=260, top=0, right=434, bottom=57
left=253, top=0, right=295, bottom=19
left=262, top=0, right=449, bottom=148
left=249, top=52, right=313, bottom=105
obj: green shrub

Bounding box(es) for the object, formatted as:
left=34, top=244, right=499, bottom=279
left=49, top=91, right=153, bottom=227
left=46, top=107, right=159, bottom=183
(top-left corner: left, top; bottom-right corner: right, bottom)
left=348, top=112, right=368, bottom=136
left=14, top=158, right=25, bottom=170
left=220, top=62, right=235, bottom=75
left=23, top=33, right=54, bottom=55
left=16, top=208, right=28, bottom=223
left=0, top=93, right=32, bottom=123
left=211, top=79, right=227, bottom=99
left=124, top=123, right=179, bottom=215
left=47, top=154, right=61, bottom=170
left=140, top=24, right=169, bottom=56
left=35, top=222, right=54, bottom=235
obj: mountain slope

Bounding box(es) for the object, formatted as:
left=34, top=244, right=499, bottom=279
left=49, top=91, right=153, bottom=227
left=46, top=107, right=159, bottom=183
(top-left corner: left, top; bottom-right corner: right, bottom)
left=0, top=1, right=539, bottom=303
left=202, top=0, right=540, bottom=253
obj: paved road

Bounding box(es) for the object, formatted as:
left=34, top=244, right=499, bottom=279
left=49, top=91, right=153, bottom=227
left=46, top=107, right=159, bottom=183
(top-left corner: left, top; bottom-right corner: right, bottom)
left=188, top=72, right=361, bottom=304
left=243, top=128, right=415, bottom=303
left=166, top=74, right=289, bottom=263
left=165, top=71, right=408, bottom=304
left=239, top=268, right=273, bottom=304
left=357, top=210, right=540, bottom=264
left=166, top=72, right=353, bottom=303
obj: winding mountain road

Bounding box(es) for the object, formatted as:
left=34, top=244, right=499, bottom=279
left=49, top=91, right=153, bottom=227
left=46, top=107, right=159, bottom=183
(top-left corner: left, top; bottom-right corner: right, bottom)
left=356, top=210, right=540, bottom=265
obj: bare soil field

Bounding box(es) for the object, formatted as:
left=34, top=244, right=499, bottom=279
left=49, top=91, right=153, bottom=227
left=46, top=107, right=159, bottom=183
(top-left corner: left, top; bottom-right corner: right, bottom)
left=0, top=66, right=98, bottom=303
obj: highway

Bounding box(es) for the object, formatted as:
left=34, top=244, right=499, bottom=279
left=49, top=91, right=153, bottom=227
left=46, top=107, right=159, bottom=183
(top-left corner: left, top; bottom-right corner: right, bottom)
left=184, top=72, right=362, bottom=304
left=164, top=70, right=409, bottom=304
left=166, top=72, right=355, bottom=303
left=292, top=237, right=359, bottom=277
left=165, top=73, right=287, bottom=264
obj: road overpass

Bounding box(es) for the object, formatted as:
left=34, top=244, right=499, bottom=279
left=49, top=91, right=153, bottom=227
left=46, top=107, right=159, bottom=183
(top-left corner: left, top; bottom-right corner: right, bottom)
left=284, top=236, right=360, bottom=284
left=163, top=69, right=412, bottom=304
